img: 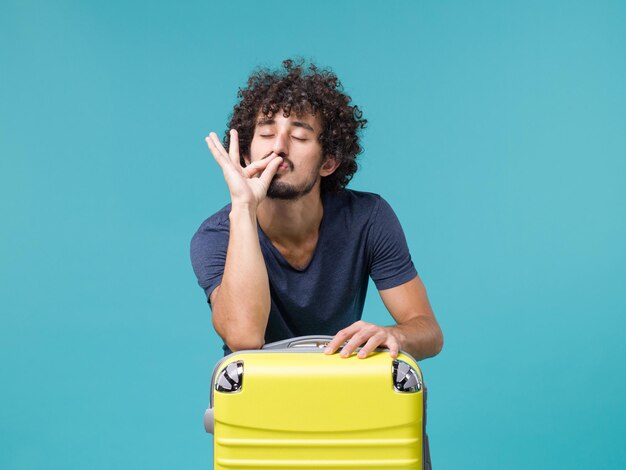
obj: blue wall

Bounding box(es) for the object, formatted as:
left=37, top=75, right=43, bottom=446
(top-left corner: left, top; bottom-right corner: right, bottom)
left=1, top=1, right=625, bottom=468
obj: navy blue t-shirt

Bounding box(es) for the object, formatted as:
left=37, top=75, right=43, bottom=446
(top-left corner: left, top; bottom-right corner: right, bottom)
left=190, top=189, right=417, bottom=355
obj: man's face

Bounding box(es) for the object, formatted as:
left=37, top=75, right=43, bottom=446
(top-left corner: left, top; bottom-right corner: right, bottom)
left=246, top=110, right=326, bottom=200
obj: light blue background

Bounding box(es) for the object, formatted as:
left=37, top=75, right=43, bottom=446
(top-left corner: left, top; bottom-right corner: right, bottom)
left=2, top=1, right=625, bottom=468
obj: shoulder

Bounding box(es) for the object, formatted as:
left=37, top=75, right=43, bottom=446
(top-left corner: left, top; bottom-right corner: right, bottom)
left=326, top=188, right=387, bottom=216
left=195, top=204, right=231, bottom=233
left=190, top=203, right=232, bottom=249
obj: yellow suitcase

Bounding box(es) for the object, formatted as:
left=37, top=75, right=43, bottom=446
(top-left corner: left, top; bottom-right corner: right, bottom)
left=204, top=335, right=428, bottom=469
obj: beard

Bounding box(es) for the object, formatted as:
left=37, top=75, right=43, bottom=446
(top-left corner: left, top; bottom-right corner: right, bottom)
left=266, top=158, right=323, bottom=200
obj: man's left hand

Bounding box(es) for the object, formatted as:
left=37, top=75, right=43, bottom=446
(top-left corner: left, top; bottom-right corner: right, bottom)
left=323, top=320, right=402, bottom=359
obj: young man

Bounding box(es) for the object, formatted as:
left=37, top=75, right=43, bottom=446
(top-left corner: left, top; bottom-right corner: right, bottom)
left=191, top=59, right=443, bottom=361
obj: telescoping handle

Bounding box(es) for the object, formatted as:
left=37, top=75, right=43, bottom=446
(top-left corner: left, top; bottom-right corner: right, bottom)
left=262, top=335, right=400, bottom=356
left=262, top=335, right=338, bottom=350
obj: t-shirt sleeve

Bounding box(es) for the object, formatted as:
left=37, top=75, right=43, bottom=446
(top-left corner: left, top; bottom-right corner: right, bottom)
left=367, top=196, right=418, bottom=290
left=190, top=218, right=230, bottom=307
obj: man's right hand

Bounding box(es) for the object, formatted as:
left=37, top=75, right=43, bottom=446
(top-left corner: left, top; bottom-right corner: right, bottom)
left=205, top=129, right=283, bottom=209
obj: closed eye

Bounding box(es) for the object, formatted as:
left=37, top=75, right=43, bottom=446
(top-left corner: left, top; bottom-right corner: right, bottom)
left=292, top=136, right=307, bottom=141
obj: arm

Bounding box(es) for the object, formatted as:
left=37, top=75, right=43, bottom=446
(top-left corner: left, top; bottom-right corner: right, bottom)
left=205, top=130, right=283, bottom=351
left=324, top=275, right=443, bottom=361
left=210, top=205, right=269, bottom=351
left=378, top=275, right=443, bottom=360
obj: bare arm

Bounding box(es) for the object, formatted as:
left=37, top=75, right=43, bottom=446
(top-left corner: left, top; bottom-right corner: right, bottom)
left=324, top=275, right=443, bottom=361
left=210, top=205, right=269, bottom=350
left=379, top=275, right=443, bottom=360
left=205, top=130, right=282, bottom=351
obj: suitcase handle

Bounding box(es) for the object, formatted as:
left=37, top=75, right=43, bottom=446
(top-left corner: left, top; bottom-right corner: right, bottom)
left=262, top=335, right=339, bottom=350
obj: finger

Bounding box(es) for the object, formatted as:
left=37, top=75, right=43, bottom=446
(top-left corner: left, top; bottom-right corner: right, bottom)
left=323, top=336, right=343, bottom=355
left=209, top=132, right=230, bottom=160
left=340, top=330, right=374, bottom=358
left=387, top=338, right=400, bottom=358
left=205, top=132, right=228, bottom=161
left=341, top=324, right=380, bottom=358
left=205, top=135, right=230, bottom=171
left=258, top=156, right=283, bottom=188
left=357, top=334, right=386, bottom=359
left=242, top=155, right=276, bottom=178
left=228, top=129, right=241, bottom=167
left=324, top=323, right=360, bottom=355
left=326, top=322, right=365, bottom=354
left=381, top=328, right=401, bottom=358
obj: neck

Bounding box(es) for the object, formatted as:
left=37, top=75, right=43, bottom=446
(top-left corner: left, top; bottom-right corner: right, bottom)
left=257, top=185, right=324, bottom=246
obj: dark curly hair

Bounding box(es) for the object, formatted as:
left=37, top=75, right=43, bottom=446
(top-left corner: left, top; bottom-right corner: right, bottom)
left=223, top=58, right=367, bottom=193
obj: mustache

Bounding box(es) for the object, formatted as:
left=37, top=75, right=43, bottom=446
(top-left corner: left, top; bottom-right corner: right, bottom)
left=262, top=152, right=293, bottom=170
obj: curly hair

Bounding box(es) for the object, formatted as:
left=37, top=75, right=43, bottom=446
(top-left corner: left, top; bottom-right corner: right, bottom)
left=223, top=58, right=367, bottom=193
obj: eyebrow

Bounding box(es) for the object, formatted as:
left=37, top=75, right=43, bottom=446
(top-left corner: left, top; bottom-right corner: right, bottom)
left=256, top=118, right=315, bottom=132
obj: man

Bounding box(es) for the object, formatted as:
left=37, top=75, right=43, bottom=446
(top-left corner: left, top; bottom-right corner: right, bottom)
left=190, top=59, right=443, bottom=361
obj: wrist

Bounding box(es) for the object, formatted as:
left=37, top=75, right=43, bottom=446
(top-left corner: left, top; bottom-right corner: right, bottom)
left=230, top=202, right=258, bottom=218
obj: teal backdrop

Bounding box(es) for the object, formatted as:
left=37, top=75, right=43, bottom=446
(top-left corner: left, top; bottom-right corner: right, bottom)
left=2, top=1, right=625, bottom=468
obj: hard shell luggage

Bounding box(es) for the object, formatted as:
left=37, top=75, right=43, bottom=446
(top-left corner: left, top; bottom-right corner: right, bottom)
left=204, top=335, right=430, bottom=469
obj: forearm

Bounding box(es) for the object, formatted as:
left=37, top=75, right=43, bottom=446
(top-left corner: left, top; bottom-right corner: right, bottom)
left=387, top=316, right=443, bottom=361
left=212, top=204, right=270, bottom=350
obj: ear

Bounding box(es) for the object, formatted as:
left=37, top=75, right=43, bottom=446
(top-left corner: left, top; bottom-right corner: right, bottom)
left=320, top=155, right=339, bottom=177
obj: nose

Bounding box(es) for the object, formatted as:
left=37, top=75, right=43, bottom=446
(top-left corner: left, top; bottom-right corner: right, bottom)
left=271, top=132, right=289, bottom=157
